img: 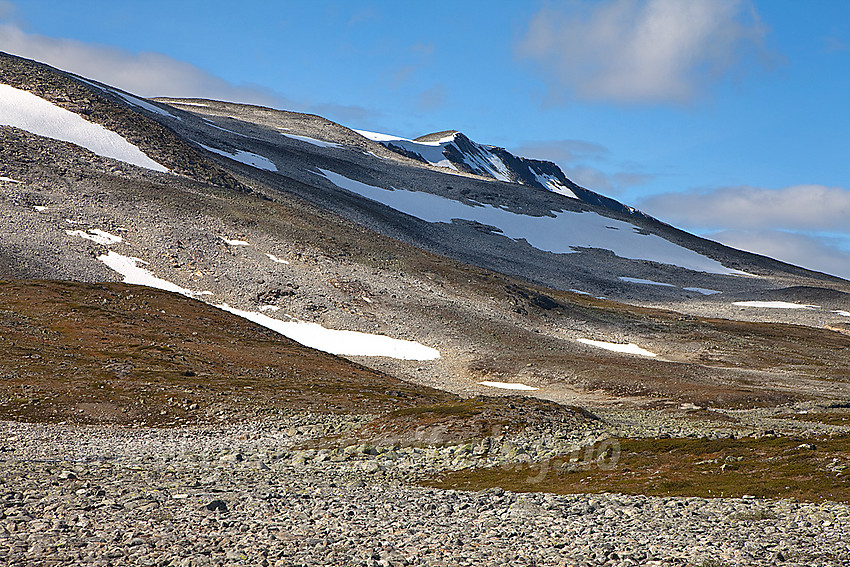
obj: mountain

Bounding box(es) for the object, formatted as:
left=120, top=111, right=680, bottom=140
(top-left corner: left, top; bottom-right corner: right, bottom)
left=2, top=50, right=850, bottom=414
left=357, top=128, right=646, bottom=218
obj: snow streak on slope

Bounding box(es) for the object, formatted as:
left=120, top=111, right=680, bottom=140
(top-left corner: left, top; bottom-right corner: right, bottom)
left=281, top=133, right=341, bottom=148
left=197, top=143, right=277, bottom=172
left=318, top=169, right=746, bottom=276
left=0, top=84, right=168, bottom=172
left=618, top=277, right=676, bottom=287
left=75, top=77, right=179, bottom=120
left=529, top=168, right=579, bottom=198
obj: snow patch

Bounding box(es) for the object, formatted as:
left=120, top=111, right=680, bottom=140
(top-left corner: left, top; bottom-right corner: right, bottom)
left=219, top=236, right=249, bottom=246
left=0, top=176, right=22, bottom=183
left=66, top=228, right=123, bottom=246
left=215, top=304, right=440, bottom=361
left=259, top=305, right=281, bottom=312
left=835, top=310, right=850, bottom=317
left=683, top=287, right=721, bottom=295
left=34, top=206, right=48, bottom=212
left=478, top=381, right=539, bottom=391
left=172, top=101, right=209, bottom=107
left=733, top=301, right=819, bottom=310
left=0, top=84, right=168, bottom=172
left=281, top=133, right=341, bottom=148
left=619, top=277, right=676, bottom=287
left=355, top=129, right=406, bottom=142
left=531, top=169, right=578, bottom=199
left=318, top=169, right=746, bottom=276
left=197, top=142, right=277, bottom=172
left=265, top=253, right=289, bottom=264
left=577, top=338, right=657, bottom=357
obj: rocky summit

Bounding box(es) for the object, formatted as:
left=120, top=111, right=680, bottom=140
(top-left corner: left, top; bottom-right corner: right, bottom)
left=1, top=51, right=849, bottom=566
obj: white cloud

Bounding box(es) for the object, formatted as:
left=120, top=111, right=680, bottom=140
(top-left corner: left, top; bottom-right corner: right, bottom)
left=638, top=183, right=850, bottom=280
left=516, top=0, right=772, bottom=104
left=512, top=139, right=609, bottom=164
left=639, top=184, right=850, bottom=232
left=707, top=229, right=850, bottom=281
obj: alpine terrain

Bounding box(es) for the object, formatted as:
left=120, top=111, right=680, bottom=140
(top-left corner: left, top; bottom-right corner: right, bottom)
left=1, top=52, right=849, bottom=566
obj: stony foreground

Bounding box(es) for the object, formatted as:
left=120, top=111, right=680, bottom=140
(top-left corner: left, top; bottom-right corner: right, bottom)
left=1, top=420, right=848, bottom=567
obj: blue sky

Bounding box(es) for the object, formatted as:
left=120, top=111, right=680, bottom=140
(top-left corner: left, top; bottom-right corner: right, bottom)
left=2, top=0, right=849, bottom=279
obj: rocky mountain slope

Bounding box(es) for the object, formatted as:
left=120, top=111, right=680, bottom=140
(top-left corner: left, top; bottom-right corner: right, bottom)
left=2, top=50, right=850, bottom=566
left=3, top=51, right=849, bottom=411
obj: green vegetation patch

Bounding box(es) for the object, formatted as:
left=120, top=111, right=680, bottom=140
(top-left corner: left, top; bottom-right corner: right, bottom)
left=426, top=435, right=850, bottom=504
left=774, top=411, right=850, bottom=427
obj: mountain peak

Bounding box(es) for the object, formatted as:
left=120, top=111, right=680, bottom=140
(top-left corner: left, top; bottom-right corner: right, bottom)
left=414, top=130, right=459, bottom=143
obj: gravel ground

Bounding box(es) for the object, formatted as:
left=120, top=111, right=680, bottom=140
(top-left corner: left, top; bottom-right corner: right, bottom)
left=2, top=419, right=848, bottom=567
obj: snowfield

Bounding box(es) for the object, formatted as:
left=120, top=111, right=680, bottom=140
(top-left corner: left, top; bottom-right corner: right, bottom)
left=577, top=338, right=658, bottom=357
left=319, top=169, right=746, bottom=276
left=0, top=84, right=169, bottom=172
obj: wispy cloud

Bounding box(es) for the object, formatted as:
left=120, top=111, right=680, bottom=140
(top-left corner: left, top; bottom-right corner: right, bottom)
left=516, top=0, right=775, bottom=104
left=416, top=84, right=447, bottom=111
left=512, top=139, right=609, bottom=164
left=0, top=0, right=16, bottom=20
left=0, top=17, right=377, bottom=124
left=512, top=139, right=652, bottom=193
left=0, top=23, right=282, bottom=104
left=707, top=229, right=850, bottom=280
left=638, top=184, right=850, bottom=232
